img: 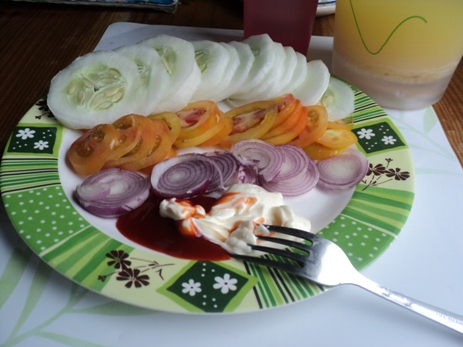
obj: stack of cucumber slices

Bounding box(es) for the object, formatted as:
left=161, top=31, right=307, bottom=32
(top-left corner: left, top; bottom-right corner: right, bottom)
left=47, top=34, right=354, bottom=130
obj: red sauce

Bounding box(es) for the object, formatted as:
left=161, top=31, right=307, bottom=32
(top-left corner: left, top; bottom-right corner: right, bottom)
left=116, top=194, right=231, bottom=261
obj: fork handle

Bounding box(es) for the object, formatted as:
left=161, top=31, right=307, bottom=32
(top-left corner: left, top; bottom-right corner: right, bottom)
left=353, top=274, right=463, bottom=334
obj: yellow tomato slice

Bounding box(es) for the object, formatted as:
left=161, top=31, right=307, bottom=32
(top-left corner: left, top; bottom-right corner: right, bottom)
left=120, top=119, right=173, bottom=171
left=261, top=99, right=303, bottom=140
left=149, top=111, right=181, bottom=143
left=316, top=121, right=358, bottom=149
left=303, top=142, right=343, bottom=161
left=288, top=105, right=328, bottom=148
left=176, top=101, right=220, bottom=141
left=174, top=110, right=230, bottom=148
left=268, top=94, right=297, bottom=130
left=264, top=104, right=308, bottom=145
left=223, top=100, right=278, bottom=144
left=68, top=124, right=120, bottom=176
left=107, top=114, right=145, bottom=161
left=199, top=112, right=233, bottom=147
left=104, top=115, right=158, bottom=168
left=139, top=147, right=177, bottom=176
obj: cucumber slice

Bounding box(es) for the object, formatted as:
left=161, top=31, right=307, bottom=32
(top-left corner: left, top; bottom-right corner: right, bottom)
left=254, top=45, right=297, bottom=100
left=207, top=42, right=241, bottom=102
left=321, top=76, right=355, bottom=120
left=140, top=35, right=201, bottom=113
left=292, top=59, right=330, bottom=106
left=279, top=52, right=308, bottom=101
left=276, top=49, right=306, bottom=96
left=221, top=41, right=255, bottom=101
left=47, top=50, right=142, bottom=129
left=190, top=40, right=230, bottom=101
left=230, top=34, right=275, bottom=99
left=114, top=44, right=169, bottom=116
left=241, top=42, right=287, bottom=101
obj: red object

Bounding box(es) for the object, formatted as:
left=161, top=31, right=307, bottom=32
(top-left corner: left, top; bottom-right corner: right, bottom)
left=117, top=194, right=230, bottom=261
left=243, top=0, right=319, bottom=55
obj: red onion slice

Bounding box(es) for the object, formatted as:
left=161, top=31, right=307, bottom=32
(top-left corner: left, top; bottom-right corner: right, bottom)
left=76, top=168, right=150, bottom=218
left=260, top=155, right=319, bottom=196
left=317, top=150, right=369, bottom=191
left=230, top=139, right=284, bottom=181
left=273, top=145, right=312, bottom=181
left=151, top=153, right=221, bottom=198
left=205, top=151, right=239, bottom=192
left=236, top=164, right=259, bottom=184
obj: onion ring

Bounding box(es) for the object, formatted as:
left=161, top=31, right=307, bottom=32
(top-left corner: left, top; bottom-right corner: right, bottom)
left=230, top=139, right=284, bottom=181
left=76, top=168, right=150, bottom=218
left=317, top=150, right=369, bottom=191
left=151, top=153, right=222, bottom=198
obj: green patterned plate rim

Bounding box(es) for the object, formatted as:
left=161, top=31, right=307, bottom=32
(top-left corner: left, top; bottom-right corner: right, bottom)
left=0, top=84, right=415, bottom=314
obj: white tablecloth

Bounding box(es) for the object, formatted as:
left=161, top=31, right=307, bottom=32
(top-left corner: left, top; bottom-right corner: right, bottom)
left=1, top=24, right=463, bottom=347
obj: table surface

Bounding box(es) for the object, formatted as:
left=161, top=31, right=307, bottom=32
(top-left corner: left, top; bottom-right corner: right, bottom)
left=1, top=0, right=462, bottom=167
left=1, top=2, right=463, bottom=347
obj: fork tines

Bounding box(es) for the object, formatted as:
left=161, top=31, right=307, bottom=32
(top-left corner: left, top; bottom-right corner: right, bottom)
left=231, top=225, right=316, bottom=273
left=261, top=224, right=317, bottom=242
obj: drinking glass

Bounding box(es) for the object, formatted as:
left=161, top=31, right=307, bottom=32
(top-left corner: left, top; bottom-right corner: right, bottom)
left=332, top=0, right=463, bottom=109
left=243, top=0, right=319, bottom=55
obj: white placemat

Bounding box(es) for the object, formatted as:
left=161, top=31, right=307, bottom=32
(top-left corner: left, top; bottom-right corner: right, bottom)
left=1, top=23, right=463, bottom=347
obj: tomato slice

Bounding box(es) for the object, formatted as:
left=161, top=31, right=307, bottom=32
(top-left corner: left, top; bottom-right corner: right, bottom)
left=105, top=115, right=158, bottom=169
left=139, top=147, right=177, bottom=176
left=303, top=142, right=343, bottom=161
left=120, top=118, right=173, bottom=171
left=107, top=114, right=145, bottom=161
left=199, top=112, right=233, bottom=147
left=224, top=100, right=278, bottom=145
left=149, top=112, right=181, bottom=143
left=176, top=101, right=220, bottom=142
left=68, top=124, right=120, bottom=176
left=264, top=103, right=308, bottom=145
left=268, top=94, right=297, bottom=130
left=175, top=110, right=231, bottom=148
left=261, top=99, right=303, bottom=140
left=316, top=121, right=358, bottom=149
left=288, top=105, right=328, bottom=148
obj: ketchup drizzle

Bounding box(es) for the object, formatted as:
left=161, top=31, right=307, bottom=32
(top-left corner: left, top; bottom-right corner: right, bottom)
left=116, top=194, right=230, bottom=261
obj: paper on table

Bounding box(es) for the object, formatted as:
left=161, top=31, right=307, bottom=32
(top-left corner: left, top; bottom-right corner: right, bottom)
left=9, top=0, right=179, bottom=12
left=1, top=24, right=463, bottom=347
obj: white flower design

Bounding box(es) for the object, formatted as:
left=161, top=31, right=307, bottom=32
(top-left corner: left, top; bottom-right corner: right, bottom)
left=381, top=135, right=397, bottom=145
left=16, top=128, right=36, bottom=140
left=357, top=128, right=375, bottom=140
left=182, top=279, right=202, bottom=296
left=213, top=273, right=238, bottom=294
left=34, top=140, right=49, bottom=150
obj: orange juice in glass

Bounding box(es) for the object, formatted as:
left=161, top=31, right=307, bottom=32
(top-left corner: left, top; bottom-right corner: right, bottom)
left=332, top=0, right=463, bottom=109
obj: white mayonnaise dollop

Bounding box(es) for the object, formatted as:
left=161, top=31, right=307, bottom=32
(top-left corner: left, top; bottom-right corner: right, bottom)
left=159, top=184, right=312, bottom=255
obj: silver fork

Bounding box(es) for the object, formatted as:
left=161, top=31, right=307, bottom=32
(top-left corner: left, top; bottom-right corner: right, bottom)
left=232, top=225, right=463, bottom=334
